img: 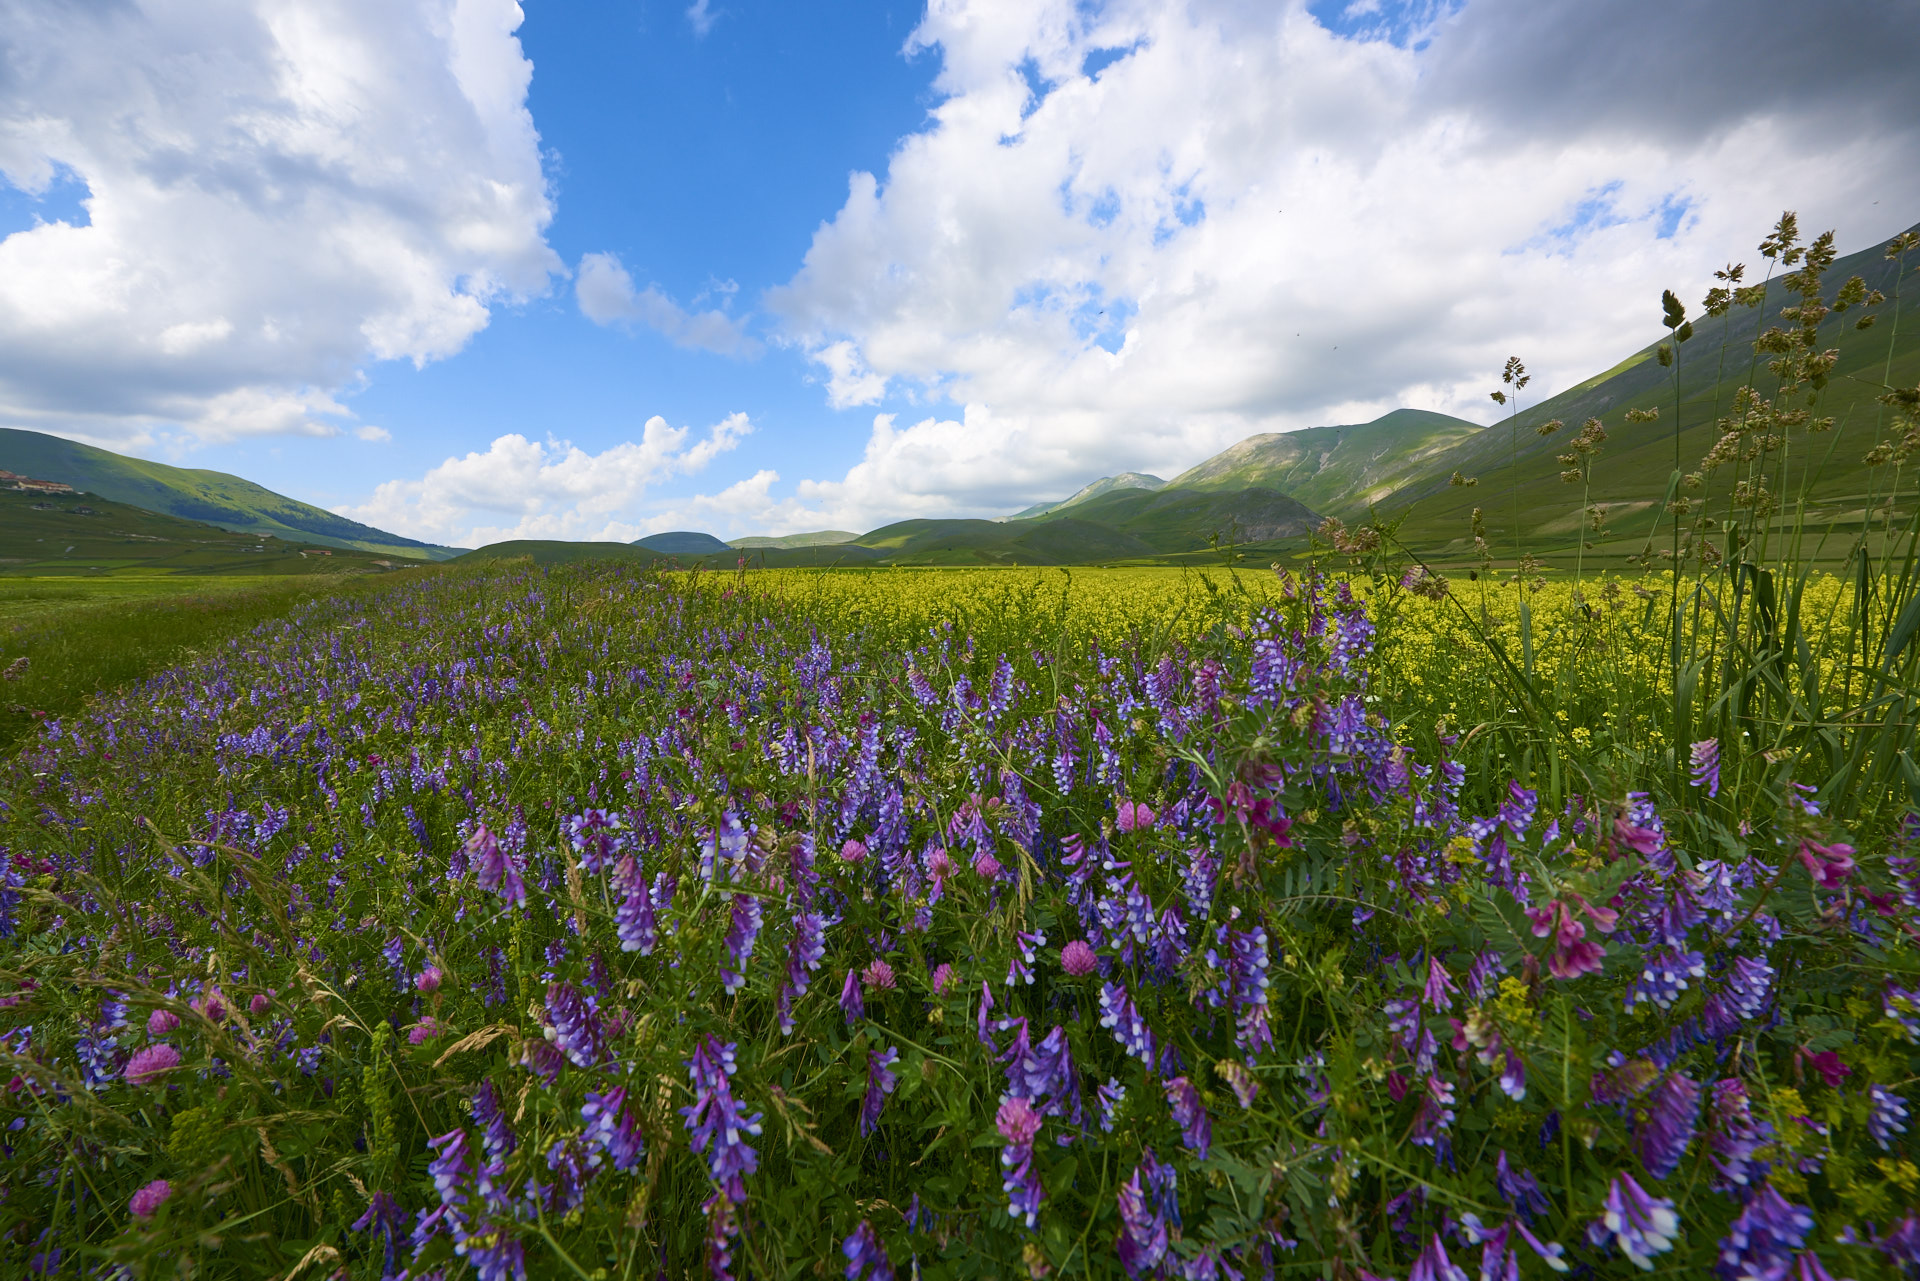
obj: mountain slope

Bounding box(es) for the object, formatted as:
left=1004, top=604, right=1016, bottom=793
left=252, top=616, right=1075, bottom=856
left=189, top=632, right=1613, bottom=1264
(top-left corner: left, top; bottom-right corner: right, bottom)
left=729, top=530, right=859, bottom=549
left=633, top=531, right=732, bottom=555
left=1167, top=408, right=1483, bottom=513
left=1006, top=472, right=1166, bottom=521
left=1375, top=219, right=1920, bottom=553
left=0, top=428, right=460, bottom=560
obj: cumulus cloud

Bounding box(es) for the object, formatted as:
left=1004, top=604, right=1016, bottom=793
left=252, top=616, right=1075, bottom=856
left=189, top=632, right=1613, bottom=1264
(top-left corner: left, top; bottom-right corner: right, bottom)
left=576, top=252, right=760, bottom=357
left=765, top=0, right=1920, bottom=527
left=337, top=412, right=753, bottom=546
left=0, top=0, right=562, bottom=446
left=686, top=0, right=721, bottom=39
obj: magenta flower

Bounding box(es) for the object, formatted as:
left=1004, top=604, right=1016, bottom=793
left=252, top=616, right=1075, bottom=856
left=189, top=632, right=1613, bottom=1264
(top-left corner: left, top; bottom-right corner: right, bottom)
left=145, top=1008, right=178, bottom=1037
left=414, top=967, right=443, bottom=994
left=1801, top=1049, right=1850, bottom=1089
left=192, top=987, right=228, bottom=1024
left=248, top=993, right=271, bottom=1016
left=128, top=1179, right=171, bottom=1219
left=407, top=1017, right=446, bottom=1045
left=839, top=838, right=868, bottom=864
left=1060, top=940, right=1098, bottom=976
left=1526, top=899, right=1608, bottom=980
left=125, top=1044, right=180, bottom=1085
left=930, top=962, right=955, bottom=994
left=1797, top=840, right=1855, bottom=889
left=862, top=959, right=897, bottom=991
left=995, top=1095, right=1043, bottom=1228
left=972, top=851, right=1003, bottom=880
left=1115, top=799, right=1156, bottom=832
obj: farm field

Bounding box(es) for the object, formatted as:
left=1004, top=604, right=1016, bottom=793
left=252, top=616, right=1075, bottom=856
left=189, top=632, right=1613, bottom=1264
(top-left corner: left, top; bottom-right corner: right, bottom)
left=0, top=557, right=1915, bottom=1279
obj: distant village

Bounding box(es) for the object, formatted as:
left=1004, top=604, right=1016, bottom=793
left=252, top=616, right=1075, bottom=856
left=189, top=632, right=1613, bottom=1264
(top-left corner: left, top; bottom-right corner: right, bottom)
left=0, top=470, right=77, bottom=496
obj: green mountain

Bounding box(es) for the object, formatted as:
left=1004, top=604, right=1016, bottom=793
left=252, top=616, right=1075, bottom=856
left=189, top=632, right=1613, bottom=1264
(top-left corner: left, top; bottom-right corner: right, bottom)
left=1370, top=220, right=1920, bottom=557
left=1167, top=408, right=1483, bottom=510
left=456, top=541, right=664, bottom=566
left=1006, top=472, right=1166, bottom=521
left=0, top=428, right=461, bottom=560
left=0, top=488, right=419, bottom=576
left=633, top=531, right=732, bottom=555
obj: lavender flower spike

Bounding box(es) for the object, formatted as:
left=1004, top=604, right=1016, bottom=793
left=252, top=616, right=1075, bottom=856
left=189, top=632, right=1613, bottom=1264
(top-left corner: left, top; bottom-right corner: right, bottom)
left=681, top=1035, right=763, bottom=1205
left=859, top=1047, right=899, bottom=1136
left=469, top=825, right=526, bottom=908
left=1718, top=1185, right=1813, bottom=1281
left=843, top=1219, right=895, bottom=1281
left=1689, top=739, right=1721, bottom=797
left=1637, top=1072, right=1699, bottom=1181
left=1163, top=1076, right=1212, bottom=1158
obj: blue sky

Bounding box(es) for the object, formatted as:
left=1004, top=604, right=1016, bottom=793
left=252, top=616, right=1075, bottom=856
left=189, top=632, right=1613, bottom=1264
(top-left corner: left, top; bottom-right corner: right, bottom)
left=0, top=0, right=1916, bottom=547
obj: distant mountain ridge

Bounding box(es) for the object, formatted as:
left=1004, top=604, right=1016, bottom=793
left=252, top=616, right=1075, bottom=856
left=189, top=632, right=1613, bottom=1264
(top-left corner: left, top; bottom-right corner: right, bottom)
left=0, top=428, right=461, bottom=560
left=1006, top=472, right=1166, bottom=521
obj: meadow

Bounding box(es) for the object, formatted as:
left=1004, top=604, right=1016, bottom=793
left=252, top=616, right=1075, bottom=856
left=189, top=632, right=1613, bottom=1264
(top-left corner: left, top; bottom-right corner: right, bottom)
left=1, top=211, right=1918, bottom=1281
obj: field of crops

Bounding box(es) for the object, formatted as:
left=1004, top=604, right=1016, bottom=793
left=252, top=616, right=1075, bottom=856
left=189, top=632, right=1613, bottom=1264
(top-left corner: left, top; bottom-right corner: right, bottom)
left=0, top=559, right=1916, bottom=1279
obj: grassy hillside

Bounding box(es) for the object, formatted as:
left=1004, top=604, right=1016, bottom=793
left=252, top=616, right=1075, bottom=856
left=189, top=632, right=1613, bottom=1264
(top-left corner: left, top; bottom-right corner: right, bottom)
left=454, top=541, right=664, bottom=566
left=1374, top=220, right=1920, bottom=560
left=0, top=428, right=460, bottom=560
left=1168, top=408, right=1483, bottom=511
left=0, top=489, right=418, bottom=576
left=729, top=530, right=859, bottom=549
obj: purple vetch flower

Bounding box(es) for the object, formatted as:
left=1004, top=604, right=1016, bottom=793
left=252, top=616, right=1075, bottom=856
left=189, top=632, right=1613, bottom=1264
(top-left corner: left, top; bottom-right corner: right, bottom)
left=1116, top=1150, right=1181, bottom=1278
left=1214, top=1058, right=1258, bottom=1109
left=1008, top=929, right=1045, bottom=986
left=1423, top=956, right=1459, bottom=1011
left=777, top=910, right=827, bottom=1035
left=839, top=968, right=864, bottom=1024
left=1707, top=1078, right=1770, bottom=1192
left=1097, top=1078, right=1126, bottom=1133
left=1495, top=1151, right=1551, bottom=1221
left=1638, top=1072, right=1700, bottom=1180
left=1408, top=1233, right=1469, bottom=1281
left=1796, top=839, right=1855, bottom=889
left=1869, top=1084, right=1910, bottom=1150
left=1098, top=981, right=1158, bottom=1065
left=843, top=1219, right=895, bottom=1281
left=720, top=896, right=764, bottom=995
left=613, top=855, right=658, bottom=955
left=125, top=1043, right=180, bottom=1085
left=1060, top=940, right=1098, bottom=976
left=1690, top=739, right=1722, bottom=797
left=977, top=980, right=996, bottom=1046
left=1163, top=1076, right=1211, bottom=1158
left=473, top=1080, right=517, bottom=1165
left=352, top=1191, right=408, bottom=1278
left=1724, top=955, right=1774, bottom=1019
left=704, top=1192, right=741, bottom=1281
left=469, top=824, right=527, bottom=908
left=1718, top=1184, right=1813, bottom=1281
left=681, top=1036, right=763, bottom=1204
left=1410, top=1074, right=1458, bottom=1165
left=128, top=1179, right=171, bottom=1219
left=544, top=983, right=603, bottom=1068
left=859, top=1047, right=900, bottom=1136
left=145, top=1008, right=179, bottom=1037
left=1587, top=1172, right=1680, bottom=1270
left=996, top=1095, right=1044, bottom=1228
left=1627, top=948, right=1706, bottom=1012
left=582, top=1087, right=645, bottom=1172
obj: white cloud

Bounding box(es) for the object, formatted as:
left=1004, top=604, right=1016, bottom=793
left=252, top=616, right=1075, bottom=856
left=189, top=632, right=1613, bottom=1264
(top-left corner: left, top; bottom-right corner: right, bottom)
left=577, top=252, right=760, bottom=357
left=0, top=0, right=562, bottom=446
left=355, top=425, right=392, bottom=443
left=338, top=412, right=753, bottom=546
left=686, top=0, right=720, bottom=39
left=765, top=0, right=1920, bottom=526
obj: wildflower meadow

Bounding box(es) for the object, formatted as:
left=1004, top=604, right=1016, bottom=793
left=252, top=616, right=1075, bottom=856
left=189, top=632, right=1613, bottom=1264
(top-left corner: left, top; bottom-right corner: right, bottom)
left=3, top=209, right=1920, bottom=1280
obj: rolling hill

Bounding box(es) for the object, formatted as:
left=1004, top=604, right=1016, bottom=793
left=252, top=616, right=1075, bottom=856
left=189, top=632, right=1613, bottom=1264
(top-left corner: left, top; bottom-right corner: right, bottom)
left=1168, top=408, right=1483, bottom=510
left=633, top=531, right=732, bottom=555
left=729, top=530, right=859, bottom=549
left=0, top=429, right=461, bottom=560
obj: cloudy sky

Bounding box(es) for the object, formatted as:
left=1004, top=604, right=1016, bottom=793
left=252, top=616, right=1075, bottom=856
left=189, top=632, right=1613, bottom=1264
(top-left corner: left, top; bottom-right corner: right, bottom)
left=1, top=0, right=1917, bottom=547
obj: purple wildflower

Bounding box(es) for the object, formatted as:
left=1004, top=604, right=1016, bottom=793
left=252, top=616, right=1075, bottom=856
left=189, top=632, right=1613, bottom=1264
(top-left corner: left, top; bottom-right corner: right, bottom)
left=680, top=1035, right=763, bottom=1204
left=840, top=968, right=864, bottom=1024
left=860, top=1047, right=900, bottom=1136
left=863, top=958, right=897, bottom=990
left=776, top=910, right=827, bottom=1035
left=977, top=980, right=995, bottom=1046
left=145, top=1008, right=179, bottom=1037
left=469, top=824, right=526, bottom=908
left=1163, top=1076, right=1211, bottom=1158
left=128, top=1179, right=171, bottom=1219
left=1718, top=1184, right=1813, bottom=1281
left=1869, top=1084, right=1910, bottom=1150
left=1060, top=940, right=1098, bottom=976
left=1638, top=1072, right=1700, bottom=1180
left=1796, top=839, right=1855, bottom=889
left=839, top=838, right=868, bottom=864
left=1689, top=739, right=1721, bottom=797
left=1098, top=981, right=1158, bottom=1065
left=581, top=1087, right=645, bottom=1172
left=1707, top=1078, right=1770, bottom=1192
left=1408, top=1234, right=1469, bottom=1281
left=1588, top=1172, right=1679, bottom=1270
left=843, top=1219, right=895, bottom=1281
left=544, top=982, right=602, bottom=1068
left=1214, top=1058, right=1258, bottom=1108
left=931, top=961, right=955, bottom=993
left=1725, top=955, right=1774, bottom=1019
left=1495, top=1151, right=1550, bottom=1221
left=720, top=896, right=763, bottom=995
left=125, top=1043, right=180, bottom=1085
left=1116, top=1150, right=1180, bottom=1279
left=1097, top=1078, right=1127, bottom=1132
left=613, top=855, right=658, bottom=955
left=996, top=1095, right=1044, bottom=1228
left=1008, top=929, right=1046, bottom=986
left=1423, top=956, right=1459, bottom=1011
left=973, top=850, right=1003, bottom=880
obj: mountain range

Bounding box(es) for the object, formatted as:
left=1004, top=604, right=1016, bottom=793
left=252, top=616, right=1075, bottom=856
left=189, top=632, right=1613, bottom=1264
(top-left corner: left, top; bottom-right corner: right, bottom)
left=4, top=219, right=1913, bottom=572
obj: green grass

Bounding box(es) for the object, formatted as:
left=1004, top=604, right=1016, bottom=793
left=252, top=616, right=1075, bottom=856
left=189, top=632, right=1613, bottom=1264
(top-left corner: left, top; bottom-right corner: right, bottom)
left=0, top=572, right=424, bottom=754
